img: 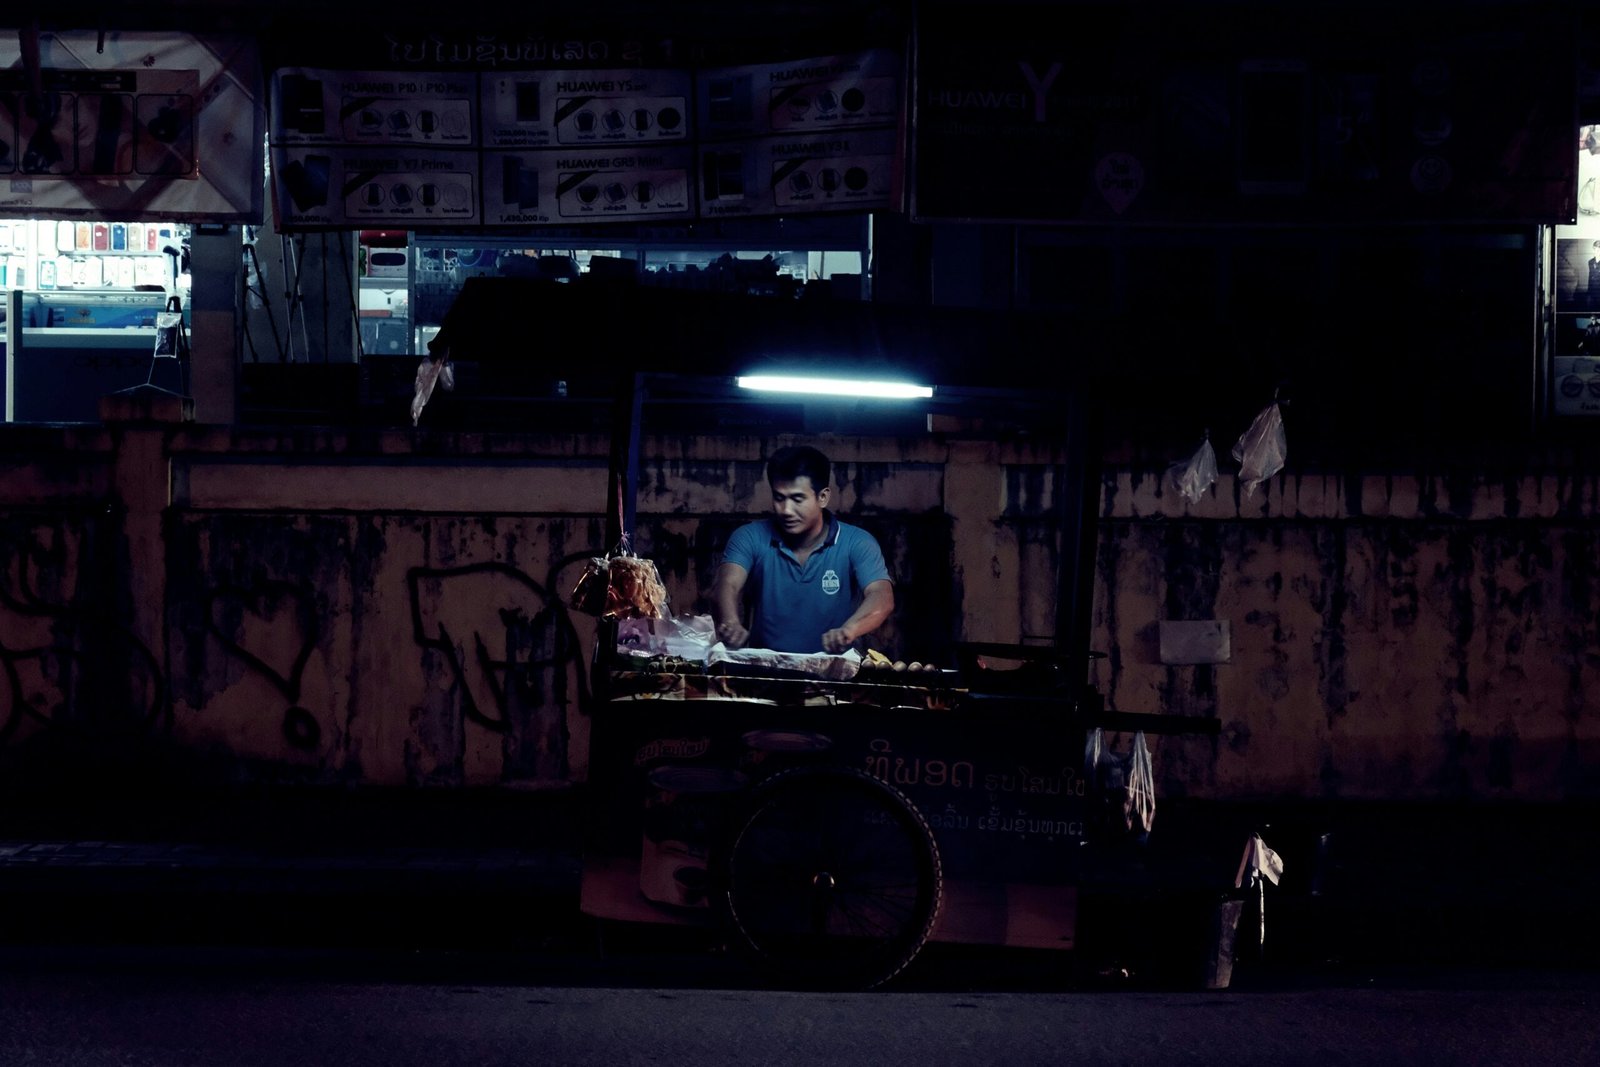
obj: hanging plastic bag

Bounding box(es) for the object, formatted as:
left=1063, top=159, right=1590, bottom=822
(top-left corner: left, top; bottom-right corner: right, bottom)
left=568, top=553, right=612, bottom=616
left=1084, top=728, right=1156, bottom=835
left=616, top=613, right=715, bottom=660
left=568, top=536, right=670, bottom=621
left=410, top=355, right=454, bottom=426
left=152, top=309, right=183, bottom=359
left=1125, top=731, right=1155, bottom=833
left=1231, top=401, right=1287, bottom=499
left=1166, top=433, right=1218, bottom=505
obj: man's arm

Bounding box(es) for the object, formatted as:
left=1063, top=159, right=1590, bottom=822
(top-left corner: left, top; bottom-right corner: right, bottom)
left=712, top=562, right=751, bottom=649
left=820, top=578, right=894, bottom=654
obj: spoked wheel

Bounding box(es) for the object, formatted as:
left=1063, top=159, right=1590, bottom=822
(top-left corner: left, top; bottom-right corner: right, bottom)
left=713, top=766, right=942, bottom=990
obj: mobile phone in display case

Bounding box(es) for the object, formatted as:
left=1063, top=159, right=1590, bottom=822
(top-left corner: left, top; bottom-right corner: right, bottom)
left=93, top=223, right=109, bottom=250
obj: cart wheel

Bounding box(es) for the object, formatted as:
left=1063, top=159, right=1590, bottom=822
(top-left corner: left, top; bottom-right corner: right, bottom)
left=713, top=765, right=942, bottom=989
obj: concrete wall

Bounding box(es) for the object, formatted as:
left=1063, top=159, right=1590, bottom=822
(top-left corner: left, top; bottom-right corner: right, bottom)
left=1093, top=466, right=1600, bottom=803
left=1, top=419, right=1596, bottom=804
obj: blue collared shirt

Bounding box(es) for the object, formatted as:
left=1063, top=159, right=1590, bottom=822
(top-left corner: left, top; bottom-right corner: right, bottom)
left=721, top=511, right=892, bottom=653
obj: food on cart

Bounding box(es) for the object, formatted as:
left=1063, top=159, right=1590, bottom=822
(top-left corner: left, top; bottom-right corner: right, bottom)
left=707, top=644, right=861, bottom=681
left=570, top=543, right=670, bottom=620
left=607, top=555, right=669, bottom=619
left=860, top=649, right=941, bottom=675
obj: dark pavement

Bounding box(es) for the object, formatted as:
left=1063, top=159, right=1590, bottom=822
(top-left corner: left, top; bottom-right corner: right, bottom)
left=2, top=782, right=1597, bottom=989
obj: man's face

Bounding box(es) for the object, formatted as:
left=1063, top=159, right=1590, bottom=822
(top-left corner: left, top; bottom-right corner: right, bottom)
left=771, top=476, right=829, bottom=542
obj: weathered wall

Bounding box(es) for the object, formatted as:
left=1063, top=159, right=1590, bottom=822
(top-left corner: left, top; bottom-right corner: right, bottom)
left=0, top=425, right=1074, bottom=791
left=1093, top=467, right=1600, bottom=803
left=1, top=421, right=1596, bottom=803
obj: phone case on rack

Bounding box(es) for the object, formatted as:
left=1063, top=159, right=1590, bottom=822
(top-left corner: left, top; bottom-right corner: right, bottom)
left=111, top=223, right=126, bottom=251
left=128, top=223, right=143, bottom=250
left=56, top=221, right=74, bottom=251
left=93, top=224, right=108, bottom=251
left=38, top=259, right=56, bottom=288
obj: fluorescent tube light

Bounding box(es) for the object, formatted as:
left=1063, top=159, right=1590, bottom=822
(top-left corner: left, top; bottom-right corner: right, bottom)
left=736, top=375, right=933, bottom=399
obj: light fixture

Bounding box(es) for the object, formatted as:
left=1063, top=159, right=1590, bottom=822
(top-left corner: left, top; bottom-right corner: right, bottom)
left=736, top=375, right=933, bottom=399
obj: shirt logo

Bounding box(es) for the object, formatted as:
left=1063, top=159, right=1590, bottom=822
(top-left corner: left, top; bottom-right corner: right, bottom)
left=821, top=569, right=841, bottom=595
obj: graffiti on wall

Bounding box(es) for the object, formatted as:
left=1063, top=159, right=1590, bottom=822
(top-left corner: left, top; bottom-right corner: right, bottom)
left=406, top=558, right=592, bottom=782
left=0, top=529, right=167, bottom=747
left=204, top=580, right=323, bottom=752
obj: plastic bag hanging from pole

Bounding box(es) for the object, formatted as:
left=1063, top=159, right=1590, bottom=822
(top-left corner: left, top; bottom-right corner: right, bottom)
left=1084, top=727, right=1156, bottom=835
left=1166, top=431, right=1218, bottom=505
left=1231, top=401, right=1287, bottom=499
left=568, top=534, right=670, bottom=621
left=152, top=303, right=183, bottom=360
left=410, top=354, right=455, bottom=426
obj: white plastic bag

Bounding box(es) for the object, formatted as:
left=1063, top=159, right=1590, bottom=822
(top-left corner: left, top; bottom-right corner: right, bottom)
left=152, top=309, right=183, bottom=359
left=1231, top=402, right=1287, bottom=499
left=1085, top=728, right=1156, bottom=834
left=616, top=614, right=716, bottom=660
left=410, top=357, right=454, bottom=426
left=1166, top=434, right=1218, bottom=505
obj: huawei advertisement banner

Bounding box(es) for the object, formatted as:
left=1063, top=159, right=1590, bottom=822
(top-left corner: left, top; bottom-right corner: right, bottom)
left=481, top=69, right=692, bottom=150
left=480, top=145, right=695, bottom=225
left=695, top=52, right=902, bottom=140
left=912, top=1, right=1575, bottom=225
left=268, top=49, right=900, bottom=229
left=699, top=128, right=900, bottom=219
left=276, top=147, right=477, bottom=229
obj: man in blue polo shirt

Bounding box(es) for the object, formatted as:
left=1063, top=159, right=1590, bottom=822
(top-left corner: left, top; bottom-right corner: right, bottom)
left=712, top=445, right=895, bottom=654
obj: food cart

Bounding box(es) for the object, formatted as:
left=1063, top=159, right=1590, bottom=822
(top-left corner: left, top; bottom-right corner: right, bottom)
left=582, top=333, right=1239, bottom=988
left=428, top=278, right=1236, bottom=989
left=578, top=640, right=1226, bottom=989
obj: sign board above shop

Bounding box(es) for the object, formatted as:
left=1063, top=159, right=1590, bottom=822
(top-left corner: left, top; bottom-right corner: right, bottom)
left=267, top=49, right=906, bottom=230
left=911, top=0, right=1578, bottom=225
left=0, top=31, right=263, bottom=223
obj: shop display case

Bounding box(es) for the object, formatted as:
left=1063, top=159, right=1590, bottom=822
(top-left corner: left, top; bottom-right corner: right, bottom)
left=1, top=218, right=191, bottom=422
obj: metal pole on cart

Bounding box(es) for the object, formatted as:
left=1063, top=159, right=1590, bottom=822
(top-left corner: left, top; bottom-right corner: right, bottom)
left=596, top=369, right=645, bottom=693
left=1055, top=388, right=1104, bottom=692
left=604, top=369, right=645, bottom=554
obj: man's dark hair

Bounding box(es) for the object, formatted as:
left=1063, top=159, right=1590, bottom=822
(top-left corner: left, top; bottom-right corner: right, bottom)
left=766, top=445, right=831, bottom=491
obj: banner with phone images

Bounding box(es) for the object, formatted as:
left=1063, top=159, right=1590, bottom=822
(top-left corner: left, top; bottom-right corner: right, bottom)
left=0, top=31, right=261, bottom=221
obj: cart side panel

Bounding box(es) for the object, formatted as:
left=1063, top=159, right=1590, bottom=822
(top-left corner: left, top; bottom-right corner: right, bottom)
left=579, top=683, right=1088, bottom=949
